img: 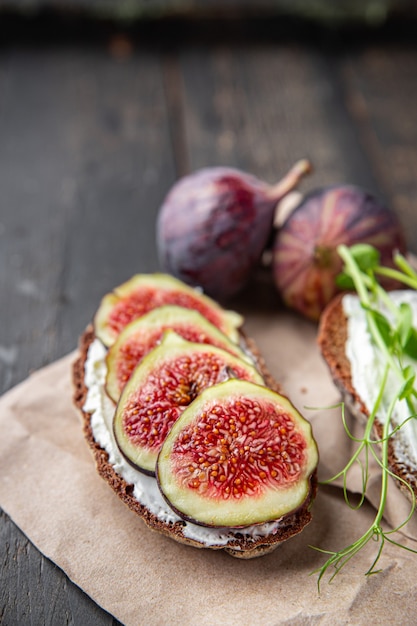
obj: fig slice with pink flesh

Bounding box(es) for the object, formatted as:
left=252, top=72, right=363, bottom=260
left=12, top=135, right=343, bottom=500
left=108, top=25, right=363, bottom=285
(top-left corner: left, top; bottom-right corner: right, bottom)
left=105, top=304, right=252, bottom=404
left=156, top=379, right=318, bottom=528
left=113, top=330, right=264, bottom=476
left=94, top=273, right=243, bottom=347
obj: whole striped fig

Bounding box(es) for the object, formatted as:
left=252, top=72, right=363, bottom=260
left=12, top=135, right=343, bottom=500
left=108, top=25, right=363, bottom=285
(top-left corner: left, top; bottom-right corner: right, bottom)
left=156, top=160, right=311, bottom=300
left=273, top=185, right=407, bottom=321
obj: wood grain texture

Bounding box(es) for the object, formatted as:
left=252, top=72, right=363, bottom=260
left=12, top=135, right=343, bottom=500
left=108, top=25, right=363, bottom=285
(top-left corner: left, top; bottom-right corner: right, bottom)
left=339, top=45, right=417, bottom=252
left=1, top=30, right=417, bottom=625
left=0, top=45, right=173, bottom=626
left=178, top=44, right=384, bottom=190
left=0, top=510, right=118, bottom=625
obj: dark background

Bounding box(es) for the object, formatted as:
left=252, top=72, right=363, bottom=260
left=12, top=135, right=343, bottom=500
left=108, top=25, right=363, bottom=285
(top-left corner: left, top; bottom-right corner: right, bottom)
left=1, top=3, right=417, bottom=623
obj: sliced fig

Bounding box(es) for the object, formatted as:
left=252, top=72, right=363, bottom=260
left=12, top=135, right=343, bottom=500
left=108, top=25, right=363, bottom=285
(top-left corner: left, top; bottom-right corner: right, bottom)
left=113, top=330, right=264, bottom=475
left=105, top=305, right=252, bottom=404
left=156, top=380, right=318, bottom=528
left=94, top=273, right=243, bottom=347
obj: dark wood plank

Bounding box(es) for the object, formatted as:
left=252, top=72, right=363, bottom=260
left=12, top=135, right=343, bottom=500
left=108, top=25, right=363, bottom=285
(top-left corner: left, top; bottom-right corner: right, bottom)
left=53, top=49, right=177, bottom=351
left=0, top=48, right=79, bottom=390
left=337, top=44, right=417, bottom=252
left=0, top=509, right=118, bottom=625
left=0, top=44, right=175, bottom=626
left=178, top=44, right=381, bottom=191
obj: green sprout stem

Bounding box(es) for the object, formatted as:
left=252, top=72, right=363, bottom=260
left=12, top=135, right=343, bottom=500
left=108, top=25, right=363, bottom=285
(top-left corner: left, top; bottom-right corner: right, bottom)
left=338, top=246, right=406, bottom=384
left=392, top=252, right=417, bottom=281
left=313, top=243, right=417, bottom=588
left=375, top=266, right=417, bottom=291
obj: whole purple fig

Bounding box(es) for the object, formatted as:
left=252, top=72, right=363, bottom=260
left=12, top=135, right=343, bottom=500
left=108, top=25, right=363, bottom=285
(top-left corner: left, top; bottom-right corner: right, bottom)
left=156, top=160, right=311, bottom=300
left=273, top=185, right=407, bottom=321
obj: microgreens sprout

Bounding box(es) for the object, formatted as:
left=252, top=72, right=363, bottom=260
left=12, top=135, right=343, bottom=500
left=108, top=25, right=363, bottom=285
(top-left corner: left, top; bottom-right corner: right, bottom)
left=312, top=243, right=417, bottom=588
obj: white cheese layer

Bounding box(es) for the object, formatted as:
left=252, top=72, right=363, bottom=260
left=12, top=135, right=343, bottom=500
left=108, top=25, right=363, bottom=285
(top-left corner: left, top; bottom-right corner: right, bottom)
left=83, top=338, right=286, bottom=547
left=343, top=290, right=417, bottom=472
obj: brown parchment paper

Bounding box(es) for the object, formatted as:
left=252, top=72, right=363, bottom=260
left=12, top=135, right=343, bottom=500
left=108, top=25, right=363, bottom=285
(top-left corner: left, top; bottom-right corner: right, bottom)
left=1, top=309, right=417, bottom=626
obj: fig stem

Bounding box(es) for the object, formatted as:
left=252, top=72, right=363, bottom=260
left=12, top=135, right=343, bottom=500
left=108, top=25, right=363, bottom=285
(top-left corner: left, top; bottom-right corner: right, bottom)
left=274, top=190, right=303, bottom=227
left=267, top=159, right=312, bottom=201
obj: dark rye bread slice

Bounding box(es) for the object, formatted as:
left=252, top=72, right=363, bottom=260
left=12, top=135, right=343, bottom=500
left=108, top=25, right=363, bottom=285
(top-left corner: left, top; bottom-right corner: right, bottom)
left=73, top=326, right=317, bottom=559
left=318, top=293, right=417, bottom=503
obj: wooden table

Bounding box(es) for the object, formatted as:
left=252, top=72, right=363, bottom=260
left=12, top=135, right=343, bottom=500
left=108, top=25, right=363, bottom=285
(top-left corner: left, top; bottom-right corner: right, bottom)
left=1, top=15, right=417, bottom=625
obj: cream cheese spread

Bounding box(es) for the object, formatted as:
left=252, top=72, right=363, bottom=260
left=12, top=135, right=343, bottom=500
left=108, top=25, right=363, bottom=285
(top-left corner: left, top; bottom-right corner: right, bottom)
left=83, top=338, right=286, bottom=547
left=343, top=290, right=417, bottom=471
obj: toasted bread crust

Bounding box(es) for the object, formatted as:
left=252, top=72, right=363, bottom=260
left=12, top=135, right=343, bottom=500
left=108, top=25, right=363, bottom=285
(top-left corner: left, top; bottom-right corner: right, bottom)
left=318, top=294, right=417, bottom=503
left=317, top=294, right=369, bottom=419
left=73, top=326, right=317, bottom=558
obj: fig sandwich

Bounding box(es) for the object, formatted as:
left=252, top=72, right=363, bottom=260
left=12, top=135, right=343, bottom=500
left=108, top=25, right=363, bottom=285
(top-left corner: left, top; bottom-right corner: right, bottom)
left=318, top=290, right=417, bottom=503
left=73, top=274, right=319, bottom=558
